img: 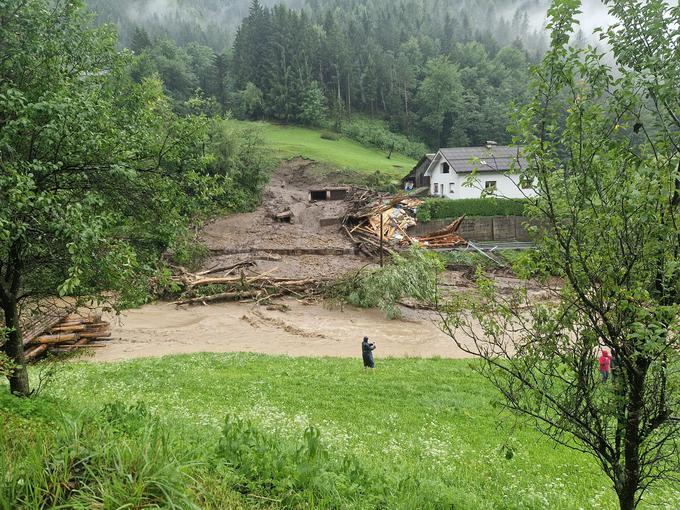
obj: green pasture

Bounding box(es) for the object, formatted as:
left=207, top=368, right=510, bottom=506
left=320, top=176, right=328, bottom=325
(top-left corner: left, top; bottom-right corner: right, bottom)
left=227, top=120, right=416, bottom=178
left=3, top=354, right=679, bottom=508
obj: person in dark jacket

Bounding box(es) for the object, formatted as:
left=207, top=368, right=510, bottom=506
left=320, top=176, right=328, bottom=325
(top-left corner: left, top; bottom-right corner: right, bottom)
left=362, top=336, right=376, bottom=368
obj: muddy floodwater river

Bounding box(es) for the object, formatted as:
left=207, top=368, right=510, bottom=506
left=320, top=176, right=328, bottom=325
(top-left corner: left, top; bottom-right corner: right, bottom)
left=96, top=299, right=476, bottom=361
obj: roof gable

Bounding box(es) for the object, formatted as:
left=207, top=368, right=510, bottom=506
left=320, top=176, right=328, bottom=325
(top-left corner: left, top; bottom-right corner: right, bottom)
left=423, top=151, right=447, bottom=176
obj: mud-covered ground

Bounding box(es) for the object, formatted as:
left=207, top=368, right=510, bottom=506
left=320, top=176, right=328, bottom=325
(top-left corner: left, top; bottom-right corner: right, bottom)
left=91, top=160, right=544, bottom=362
left=199, top=158, right=369, bottom=280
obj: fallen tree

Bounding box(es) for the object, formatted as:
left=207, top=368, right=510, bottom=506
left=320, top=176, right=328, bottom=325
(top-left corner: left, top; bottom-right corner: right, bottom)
left=171, top=266, right=328, bottom=306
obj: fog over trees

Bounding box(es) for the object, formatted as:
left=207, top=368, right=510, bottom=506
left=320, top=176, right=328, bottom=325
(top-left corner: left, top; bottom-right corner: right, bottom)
left=81, top=1, right=626, bottom=148
left=84, top=1, right=553, bottom=148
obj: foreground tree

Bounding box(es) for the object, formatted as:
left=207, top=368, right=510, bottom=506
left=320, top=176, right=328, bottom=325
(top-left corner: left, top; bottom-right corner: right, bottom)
left=0, top=0, right=225, bottom=396
left=442, top=1, right=680, bottom=509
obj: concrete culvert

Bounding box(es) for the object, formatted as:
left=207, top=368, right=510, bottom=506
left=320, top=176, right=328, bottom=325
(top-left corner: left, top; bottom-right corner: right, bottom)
left=309, top=190, right=327, bottom=201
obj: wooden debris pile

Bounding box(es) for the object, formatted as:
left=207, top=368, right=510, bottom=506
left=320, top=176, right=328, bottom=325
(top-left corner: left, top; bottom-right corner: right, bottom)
left=343, top=194, right=467, bottom=257
left=341, top=186, right=385, bottom=211
left=171, top=262, right=327, bottom=306
left=343, top=195, right=419, bottom=257
left=406, top=216, right=467, bottom=249
left=23, top=313, right=111, bottom=361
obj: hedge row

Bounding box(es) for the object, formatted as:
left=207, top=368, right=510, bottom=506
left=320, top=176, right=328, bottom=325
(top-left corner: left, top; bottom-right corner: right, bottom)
left=340, top=118, right=429, bottom=159
left=417, top=198, right=528, bottom=221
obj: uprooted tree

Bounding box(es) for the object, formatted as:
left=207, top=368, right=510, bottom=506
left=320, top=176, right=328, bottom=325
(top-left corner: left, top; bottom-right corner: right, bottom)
left=0, top=0, right=257, bottom=396
left=441, top=1, right=680, bottom=509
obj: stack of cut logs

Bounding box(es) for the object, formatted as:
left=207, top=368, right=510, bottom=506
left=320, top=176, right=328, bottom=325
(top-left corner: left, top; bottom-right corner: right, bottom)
left=171, top=261, right=327, bottom=306
left=23, top=313, right=111, bottom=361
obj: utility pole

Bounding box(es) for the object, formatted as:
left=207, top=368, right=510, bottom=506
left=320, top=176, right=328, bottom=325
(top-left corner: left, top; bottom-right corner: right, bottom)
left=380, top=212, right=384, bottom=268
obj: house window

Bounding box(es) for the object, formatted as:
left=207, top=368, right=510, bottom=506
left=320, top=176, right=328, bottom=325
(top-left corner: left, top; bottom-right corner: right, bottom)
left=434, top=183, right=439, bottom=194
left=520, top=177, right=533, bottom=189
left=442, top=162, right=450, bottom=174
left=485, top=181, right=497, bottom=192
left=449, top=183, right=455, bottom=193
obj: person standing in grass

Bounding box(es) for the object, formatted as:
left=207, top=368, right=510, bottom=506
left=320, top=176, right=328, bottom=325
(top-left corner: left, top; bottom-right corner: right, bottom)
left=362, top=336, right=376, bottom=369
left=599, top=350, right=611, bottom=382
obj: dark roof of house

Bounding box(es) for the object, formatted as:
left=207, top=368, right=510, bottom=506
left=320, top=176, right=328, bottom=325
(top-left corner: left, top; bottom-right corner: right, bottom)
left=438, top=146, right=526, bottom=173
left=417, top=153, right=435, bottom=166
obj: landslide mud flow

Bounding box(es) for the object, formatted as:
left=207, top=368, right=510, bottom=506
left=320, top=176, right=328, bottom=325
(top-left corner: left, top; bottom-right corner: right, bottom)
left=199, top=158, right=369, bottom=280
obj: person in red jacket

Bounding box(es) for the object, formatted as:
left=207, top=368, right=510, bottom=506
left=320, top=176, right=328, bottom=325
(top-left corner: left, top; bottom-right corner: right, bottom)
left=599, top=350, right=611, bottom=382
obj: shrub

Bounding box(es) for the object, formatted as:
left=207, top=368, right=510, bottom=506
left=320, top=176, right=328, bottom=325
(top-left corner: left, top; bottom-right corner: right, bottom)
left=363, top=170, right=393, bottom=188
left=218, top=416, right=374, bottom=508
left=417, top=198, right=528, bottom=220
left=326, top=247, right=444, bottom=318
left=340, top=118, right=429, bottom=159
left=320, top=130, right=341, bottom=141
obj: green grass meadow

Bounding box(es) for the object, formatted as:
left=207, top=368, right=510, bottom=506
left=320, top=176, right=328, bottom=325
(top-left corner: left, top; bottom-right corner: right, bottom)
left=3, top=354, right=679, bottom=509
left=226, top=120, right=416, bottom=178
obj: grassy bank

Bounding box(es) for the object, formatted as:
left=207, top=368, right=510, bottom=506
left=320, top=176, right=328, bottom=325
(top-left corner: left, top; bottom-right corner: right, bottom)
left=2, top=354, right=679, bottom=509
left=225, top=120, right=416, bottom=178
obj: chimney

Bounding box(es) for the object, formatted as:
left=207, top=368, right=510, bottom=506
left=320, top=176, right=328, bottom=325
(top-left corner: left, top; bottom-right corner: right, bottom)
left=485, top=140, right=497, bottom=149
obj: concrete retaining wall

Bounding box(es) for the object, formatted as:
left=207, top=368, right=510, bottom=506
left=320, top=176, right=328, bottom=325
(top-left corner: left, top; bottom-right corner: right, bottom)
left=210, top=247, right=358, bottom=256
left=410, top=216, right=536, bottom=242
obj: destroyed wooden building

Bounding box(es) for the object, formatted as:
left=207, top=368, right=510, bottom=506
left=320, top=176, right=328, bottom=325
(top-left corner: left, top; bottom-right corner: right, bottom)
left=342, top=193, right=467, bottom=258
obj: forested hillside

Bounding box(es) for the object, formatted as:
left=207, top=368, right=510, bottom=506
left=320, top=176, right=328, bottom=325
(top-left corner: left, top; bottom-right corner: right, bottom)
left=87, top=0, right=553, bottom=52
left=229, top=1, right=535, bottom=148
left=87, top=1, right=550, bottom=149
left=83, top=0, right=610, bottom=149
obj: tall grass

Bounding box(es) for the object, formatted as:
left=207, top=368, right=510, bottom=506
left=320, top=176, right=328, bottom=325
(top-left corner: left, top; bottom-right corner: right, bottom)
left=0, top=398, right=485, bottom=509
left=218, top=416, right=372, bottom=508
left=1, top=401, right=197, bottom=510
left=216, top=415, right=487, bottom=509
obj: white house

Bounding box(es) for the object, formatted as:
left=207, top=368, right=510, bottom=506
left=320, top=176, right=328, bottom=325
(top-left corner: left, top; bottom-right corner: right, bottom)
left=422, top=143, right=535, bottom=199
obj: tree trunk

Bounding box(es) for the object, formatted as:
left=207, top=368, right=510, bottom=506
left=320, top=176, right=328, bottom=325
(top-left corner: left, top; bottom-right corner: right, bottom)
left=616, top=367, right=646, bottom=510
left=404, top=82, right=410, bottom=126
left=617, top=490, right=636, bottom=510
left=1, top=296, right=30, bottom=396
left=346, top=73, right=351, bottom=118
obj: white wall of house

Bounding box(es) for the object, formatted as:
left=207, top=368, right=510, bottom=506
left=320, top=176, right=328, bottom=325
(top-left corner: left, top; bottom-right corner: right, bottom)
left=427, top=153, right=455, bottom=198
left=454, top=172, right=535, bottom=199
left=426, top=153, right=536, bottom=199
